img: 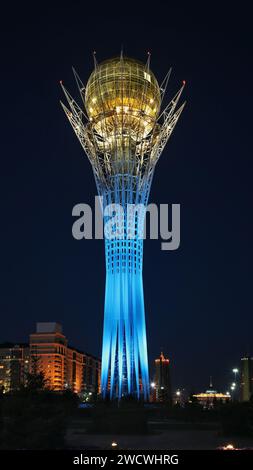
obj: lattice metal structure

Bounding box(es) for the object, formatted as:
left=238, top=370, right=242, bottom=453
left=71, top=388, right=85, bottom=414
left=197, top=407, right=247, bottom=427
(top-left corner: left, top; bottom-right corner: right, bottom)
left=61, top=54, right=185, bottom=400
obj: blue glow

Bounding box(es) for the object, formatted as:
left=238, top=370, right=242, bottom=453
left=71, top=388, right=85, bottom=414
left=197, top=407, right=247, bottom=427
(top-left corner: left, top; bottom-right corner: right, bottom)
left=98, top=175, right=151, bottom=400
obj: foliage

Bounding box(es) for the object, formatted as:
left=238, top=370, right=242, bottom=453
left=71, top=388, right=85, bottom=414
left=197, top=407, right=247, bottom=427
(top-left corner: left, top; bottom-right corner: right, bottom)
left=0, top=388, right=79, bottom=449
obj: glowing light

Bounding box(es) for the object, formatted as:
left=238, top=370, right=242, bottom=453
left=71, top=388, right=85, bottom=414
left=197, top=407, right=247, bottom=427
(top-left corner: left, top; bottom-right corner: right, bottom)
left=222, top=444, right=235, bottom=450
left=193, top=392, right=231, bottom=398
left=85, top=58, right=161, bottom=141
left=111, top=442, right=118, bottom=448
left=144, top=71, right=151, bottom=82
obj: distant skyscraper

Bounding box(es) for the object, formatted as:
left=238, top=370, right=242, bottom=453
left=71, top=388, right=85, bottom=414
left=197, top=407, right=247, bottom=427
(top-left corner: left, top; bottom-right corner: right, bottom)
left=240, top=355, right=253, bottom=401
left=0, top=343, right=29, bottom=392
left=154, top=351, right=172, bottom=403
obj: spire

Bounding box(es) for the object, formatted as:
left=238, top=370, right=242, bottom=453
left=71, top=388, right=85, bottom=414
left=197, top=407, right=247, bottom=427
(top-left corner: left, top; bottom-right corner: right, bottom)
left=145, top=51, right=151, bottom=71
left=93, top=50, right=98, bottom=69
left=120, top=45, right=124, bottom=59
left=160, top=67, right=172, bottom=105
left=72, top=67, right=86, bottom=105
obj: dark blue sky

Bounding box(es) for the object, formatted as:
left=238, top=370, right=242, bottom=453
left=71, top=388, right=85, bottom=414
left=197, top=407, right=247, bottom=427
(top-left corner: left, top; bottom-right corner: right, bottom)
left=0, top=1, right=252, bottom=393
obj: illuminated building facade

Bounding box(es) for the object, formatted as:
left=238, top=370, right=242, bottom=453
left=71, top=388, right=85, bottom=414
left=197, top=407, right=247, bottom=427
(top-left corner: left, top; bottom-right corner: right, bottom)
left=192, top=379, right=231, bottom=408
left=240, top=355, right=253, bottom=401
left=29, top=322, right=101, bottom=394
left=83, top=353, right=101, bottom=395
left=192, top=390, right=231, bottom=408
left=67, top=347, right=84, bottom=393
left=30, top=322, right=67, bottom=391
left=0, top=343, right=30, bottom=393
left=67, top=348, right=101, bottom=395
left=153, top=351, right=172, bottom=403
left=61, top=54, right=185, bottom=400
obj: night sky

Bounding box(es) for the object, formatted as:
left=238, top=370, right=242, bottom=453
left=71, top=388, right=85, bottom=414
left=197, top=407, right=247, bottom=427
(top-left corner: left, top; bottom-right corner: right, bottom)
left=0, top=1, right=252, bottom=394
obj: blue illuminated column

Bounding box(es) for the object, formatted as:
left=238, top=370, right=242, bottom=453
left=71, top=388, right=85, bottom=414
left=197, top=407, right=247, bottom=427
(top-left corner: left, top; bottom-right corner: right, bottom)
left=98, top=174, right=151, bottom=400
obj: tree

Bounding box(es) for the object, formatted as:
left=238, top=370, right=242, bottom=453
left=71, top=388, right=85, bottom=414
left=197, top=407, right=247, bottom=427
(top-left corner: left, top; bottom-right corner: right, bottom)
left=25, top=355, right=48, bottom=392
left=26, top=371, right=48, bottom=392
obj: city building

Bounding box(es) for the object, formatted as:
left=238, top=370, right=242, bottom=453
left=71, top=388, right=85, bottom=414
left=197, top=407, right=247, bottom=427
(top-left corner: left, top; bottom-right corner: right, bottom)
left=151, top=352, right=172, bottom=403
left=67, top=346, right=84, bottom=394
left=30, top=322, right=68, bottom=391
left=0, top=343, right=30, bottom=392
left=83, top=352, right=101, bottom=396
left=192, top=379, right=231, bottom=408
left=240, top=355, right=253, bottom=401
left=30, top=322, right=101, bottom=395
left=61, top=54, right=185, bottom=400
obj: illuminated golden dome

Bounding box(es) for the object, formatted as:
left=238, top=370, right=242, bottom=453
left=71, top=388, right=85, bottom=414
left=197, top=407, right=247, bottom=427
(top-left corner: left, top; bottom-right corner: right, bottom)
left=62, top=54, right=185, bottom=179
left=85, top=56, right=161, bottom=141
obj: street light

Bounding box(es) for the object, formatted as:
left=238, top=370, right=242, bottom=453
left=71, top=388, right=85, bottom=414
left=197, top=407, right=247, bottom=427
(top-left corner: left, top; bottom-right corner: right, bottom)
left=232, top=368, right=239, bottom=382
left=232, top=368, right=239, bottom=401
left=230, top=384, right=235, bottom=401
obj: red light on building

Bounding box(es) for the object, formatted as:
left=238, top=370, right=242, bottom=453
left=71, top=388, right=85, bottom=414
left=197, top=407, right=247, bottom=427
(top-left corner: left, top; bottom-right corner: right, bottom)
left=152, top=352, right=172, bottom=404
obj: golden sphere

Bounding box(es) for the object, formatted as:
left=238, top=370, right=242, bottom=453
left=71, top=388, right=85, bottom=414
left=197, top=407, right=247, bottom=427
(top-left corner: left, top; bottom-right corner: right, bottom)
left=85, top=56, right=161, bottom=140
